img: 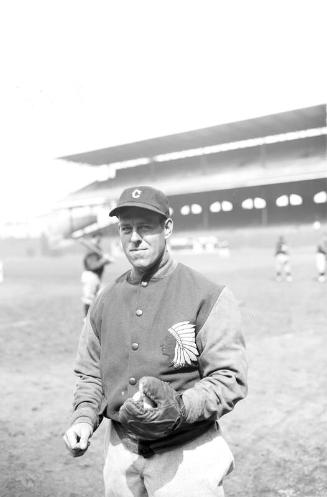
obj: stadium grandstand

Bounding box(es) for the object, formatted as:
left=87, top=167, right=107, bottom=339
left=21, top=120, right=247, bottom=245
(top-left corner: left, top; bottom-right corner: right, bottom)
left=56, top=104, right=327, bottom=239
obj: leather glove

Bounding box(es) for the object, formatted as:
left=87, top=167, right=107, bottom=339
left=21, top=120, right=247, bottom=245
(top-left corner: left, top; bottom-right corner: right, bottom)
left=118, top=376, right=186, bottom=440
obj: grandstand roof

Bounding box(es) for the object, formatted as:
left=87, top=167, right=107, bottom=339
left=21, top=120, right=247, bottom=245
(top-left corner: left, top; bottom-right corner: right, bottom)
left=61, top=105, right=326, bottom=166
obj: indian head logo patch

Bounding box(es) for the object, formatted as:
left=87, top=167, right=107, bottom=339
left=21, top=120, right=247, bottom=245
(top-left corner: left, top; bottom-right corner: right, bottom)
left=163, top=321, right=199, bottom=368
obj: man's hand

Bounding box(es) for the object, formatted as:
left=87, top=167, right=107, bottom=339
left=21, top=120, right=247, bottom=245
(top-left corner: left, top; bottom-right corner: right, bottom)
left=63, top=422, right=93, bottom=457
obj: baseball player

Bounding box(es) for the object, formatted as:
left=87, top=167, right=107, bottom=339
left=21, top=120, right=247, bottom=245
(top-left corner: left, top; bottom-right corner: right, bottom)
left=316, top=234, right=327, bottom=282
left=81, top=236, right=113, bottom=316
left=64, top=186, right=248, bottom=497
left=274, top=236, right=292, bottom=282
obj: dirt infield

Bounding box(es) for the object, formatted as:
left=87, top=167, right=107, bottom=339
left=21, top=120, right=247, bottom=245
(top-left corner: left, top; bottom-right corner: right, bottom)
left=1, top=247, right=326, bottom=497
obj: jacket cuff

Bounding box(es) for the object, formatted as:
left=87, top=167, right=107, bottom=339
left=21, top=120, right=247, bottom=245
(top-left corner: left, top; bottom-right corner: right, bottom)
left=72, top=417, right=94, bottom=428
left=71, top=403, right=99, bottom=430
left=181, top=388, right=208, bottom=424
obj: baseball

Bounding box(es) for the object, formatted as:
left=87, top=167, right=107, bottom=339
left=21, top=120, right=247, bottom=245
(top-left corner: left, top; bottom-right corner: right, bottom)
left=132, top=390, right=156, bottom=410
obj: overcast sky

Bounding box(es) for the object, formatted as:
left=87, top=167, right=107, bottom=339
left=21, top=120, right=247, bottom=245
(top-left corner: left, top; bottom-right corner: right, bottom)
left=0, top=0, right=326, bottom=222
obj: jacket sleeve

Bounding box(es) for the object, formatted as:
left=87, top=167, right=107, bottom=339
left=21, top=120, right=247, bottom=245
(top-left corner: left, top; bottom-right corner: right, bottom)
left=182, top=286, right=248, bottom=423
left=70, top=313, right=105, bottom=430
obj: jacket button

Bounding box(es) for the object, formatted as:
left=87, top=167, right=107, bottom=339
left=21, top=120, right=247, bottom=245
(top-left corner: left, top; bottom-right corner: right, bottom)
left=141, top=281, right=148, bottom=287
left=129, top=377, right=137, bottom=385
left=136, top=309, right=143, bottom=316
left=131, top=342, right=139, bottom=350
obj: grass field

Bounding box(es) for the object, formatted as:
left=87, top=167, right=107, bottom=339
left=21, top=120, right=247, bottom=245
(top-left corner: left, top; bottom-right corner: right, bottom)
left=1, top=244, right=326, bottom=497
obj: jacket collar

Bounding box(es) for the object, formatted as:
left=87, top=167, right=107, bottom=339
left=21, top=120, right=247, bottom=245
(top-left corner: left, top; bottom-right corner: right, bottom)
left=128, top=249, right=177, bottom=284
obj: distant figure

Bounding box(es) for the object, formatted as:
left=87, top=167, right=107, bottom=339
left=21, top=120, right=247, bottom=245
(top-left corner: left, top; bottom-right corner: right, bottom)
left=316, top=234, right=327, bottom=283
left=81, top=236, right=113, bottom=317
left=275, top=236, right=292, bottom=282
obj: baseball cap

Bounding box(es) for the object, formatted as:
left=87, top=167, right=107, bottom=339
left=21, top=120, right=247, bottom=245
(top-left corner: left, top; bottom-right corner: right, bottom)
left=109, top=186, right=170, bottom=218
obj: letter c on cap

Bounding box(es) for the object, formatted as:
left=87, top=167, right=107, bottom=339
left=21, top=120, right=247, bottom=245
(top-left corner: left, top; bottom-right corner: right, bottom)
left=132, top=189, right=142, bottom=199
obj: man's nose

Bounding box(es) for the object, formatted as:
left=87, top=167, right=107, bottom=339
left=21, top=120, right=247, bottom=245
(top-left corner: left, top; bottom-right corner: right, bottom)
left=130, top=228, right=142, bottom=242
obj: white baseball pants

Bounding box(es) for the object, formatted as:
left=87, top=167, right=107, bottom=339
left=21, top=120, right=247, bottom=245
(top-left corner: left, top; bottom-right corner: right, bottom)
left=103, top=420, right=234, bottom=497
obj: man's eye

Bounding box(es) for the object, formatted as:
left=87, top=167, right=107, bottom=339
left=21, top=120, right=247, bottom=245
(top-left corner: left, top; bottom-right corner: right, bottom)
left=121, top=227, right=131, bottom=233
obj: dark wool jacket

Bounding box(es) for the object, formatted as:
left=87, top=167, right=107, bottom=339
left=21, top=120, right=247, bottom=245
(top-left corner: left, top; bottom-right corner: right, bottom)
left=71, top=254, right=247, bottom=454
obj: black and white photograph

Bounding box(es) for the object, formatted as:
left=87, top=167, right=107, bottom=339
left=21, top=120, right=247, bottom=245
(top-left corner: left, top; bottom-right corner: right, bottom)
left=0, top=1, right=326, bottom=496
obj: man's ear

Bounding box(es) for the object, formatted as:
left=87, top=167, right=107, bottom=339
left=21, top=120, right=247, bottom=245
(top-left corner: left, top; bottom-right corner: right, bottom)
left=164, top=218, right=173, bottom=240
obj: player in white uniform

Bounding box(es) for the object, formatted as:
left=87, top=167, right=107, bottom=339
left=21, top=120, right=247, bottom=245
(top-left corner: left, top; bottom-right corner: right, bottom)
left=275, top=236, right=292, bottom=282
left=316, top=235, right=327, bottom=282
left=81, top=249, right=112, bottom=316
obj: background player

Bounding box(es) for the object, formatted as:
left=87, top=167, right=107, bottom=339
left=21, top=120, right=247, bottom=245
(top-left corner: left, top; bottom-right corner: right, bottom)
left=275, top=235, right=292, bottom=282
left=316, top=234, right=327, bottom=282
left=81, top=235, right=113, bottom=316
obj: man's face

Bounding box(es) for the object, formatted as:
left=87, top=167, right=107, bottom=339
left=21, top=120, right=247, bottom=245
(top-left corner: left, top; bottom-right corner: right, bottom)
left=118, top=207, right=173, bottom=270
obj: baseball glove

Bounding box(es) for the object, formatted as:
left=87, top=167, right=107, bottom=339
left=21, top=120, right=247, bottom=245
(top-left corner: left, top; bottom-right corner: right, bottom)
left=118, top=376, right=186, bottom=440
